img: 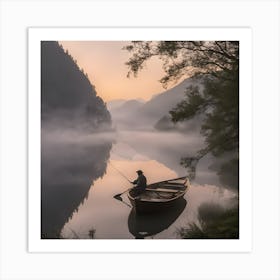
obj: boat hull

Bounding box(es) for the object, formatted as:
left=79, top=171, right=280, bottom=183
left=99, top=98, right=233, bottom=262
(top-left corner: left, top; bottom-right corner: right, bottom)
left=127, top=176, right=189, bottom=214
left=128, top=192, right=185, bottom=214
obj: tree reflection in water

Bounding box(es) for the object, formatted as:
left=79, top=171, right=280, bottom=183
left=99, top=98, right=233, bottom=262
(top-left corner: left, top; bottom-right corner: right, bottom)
left=41, top=137, right=112, bottom=239
left=177, top=201, right=239, bottom=239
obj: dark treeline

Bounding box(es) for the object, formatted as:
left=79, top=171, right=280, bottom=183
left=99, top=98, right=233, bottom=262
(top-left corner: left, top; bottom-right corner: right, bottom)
left=41, top=41, right=111, bottom=131
left=41, top=41, right=113, bottom=238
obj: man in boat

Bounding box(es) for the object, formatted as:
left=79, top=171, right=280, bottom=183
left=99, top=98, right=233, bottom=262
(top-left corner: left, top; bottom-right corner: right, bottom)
left=131, top=170, right=147, bottom=197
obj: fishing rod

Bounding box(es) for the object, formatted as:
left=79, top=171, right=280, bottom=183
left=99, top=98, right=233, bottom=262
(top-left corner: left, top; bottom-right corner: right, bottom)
left=109, top=161, right=132, bottom=183
left=109, top=162, right=133, bottom=206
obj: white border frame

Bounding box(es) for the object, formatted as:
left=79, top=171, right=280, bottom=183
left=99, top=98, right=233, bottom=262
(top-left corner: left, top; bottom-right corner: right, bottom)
left=28, top=27, right=252, bottom=253
left=1, top=0, right=280, bottom=279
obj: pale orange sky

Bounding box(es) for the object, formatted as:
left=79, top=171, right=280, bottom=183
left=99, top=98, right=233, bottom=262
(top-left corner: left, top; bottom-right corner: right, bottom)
left=60, top=41, right=176, bottom=102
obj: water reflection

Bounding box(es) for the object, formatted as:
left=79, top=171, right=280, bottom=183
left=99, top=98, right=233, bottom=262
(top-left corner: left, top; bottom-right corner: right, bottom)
left=41, top=130, right=112, bottom=238
left=59, top=131, right=238, bottom=239
left=112, top=131, right=225, bottom=188
left=177, top=201, right=239, bottom=239
left=128, top=198, right=187, bottom=239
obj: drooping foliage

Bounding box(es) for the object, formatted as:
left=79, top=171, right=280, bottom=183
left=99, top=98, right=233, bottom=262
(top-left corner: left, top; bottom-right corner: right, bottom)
left=124, top=41, right=239, bottom=188
left=125, top=41, right=239, bottom=87
left=171, top=74, right=239, bottom=182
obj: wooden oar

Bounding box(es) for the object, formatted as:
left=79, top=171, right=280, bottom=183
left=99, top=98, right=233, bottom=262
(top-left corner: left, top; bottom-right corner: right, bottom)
left=113, top=188, right=132, bottom=207
left=118, top=199, right=132, bottom=208
left=113, top=187, right=131, bottom=200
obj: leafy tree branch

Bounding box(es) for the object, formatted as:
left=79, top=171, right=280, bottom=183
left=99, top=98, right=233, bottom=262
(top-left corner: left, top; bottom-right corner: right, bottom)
left=124, top=41, right=239, bottom=188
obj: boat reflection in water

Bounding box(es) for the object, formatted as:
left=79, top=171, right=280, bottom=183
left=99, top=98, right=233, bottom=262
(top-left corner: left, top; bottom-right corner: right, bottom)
left=128, top=198, right=187, bottom=239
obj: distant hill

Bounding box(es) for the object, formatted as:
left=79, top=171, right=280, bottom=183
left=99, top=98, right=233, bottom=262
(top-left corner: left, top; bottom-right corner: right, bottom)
left=108, top=76, right=203, bottom=131
left=107, top=98, right=145, bottom=111
left=106, top=99, right=126, bottom=111
left=108, top=99, right=145, bottom=129
left=118, top=99, right=144, bottom=111
left=140, top=77, right=201, bottom=120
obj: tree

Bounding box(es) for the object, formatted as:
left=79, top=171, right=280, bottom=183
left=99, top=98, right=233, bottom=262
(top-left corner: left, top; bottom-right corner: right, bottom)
left=125, top=41, right=238, bottom=87
left=124, top=41, right=239, bottom=188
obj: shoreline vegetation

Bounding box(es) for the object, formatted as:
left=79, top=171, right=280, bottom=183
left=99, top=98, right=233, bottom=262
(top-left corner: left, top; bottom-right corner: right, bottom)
left=124, top=41, right=239, bottom=239
left=177, top=203, right=239, bottom=239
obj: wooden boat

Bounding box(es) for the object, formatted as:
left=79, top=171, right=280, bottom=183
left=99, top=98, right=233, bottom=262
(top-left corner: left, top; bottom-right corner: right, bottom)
left=127, top=176, right=190, bottom=214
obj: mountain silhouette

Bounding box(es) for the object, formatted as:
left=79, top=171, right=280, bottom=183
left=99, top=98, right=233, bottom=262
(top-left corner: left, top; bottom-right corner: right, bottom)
left=108, top=99, right=145, bottom=129
left=108, top=76, right=203, bottom=131
left=41, top=41, right=111, bottom=131
left=41, top=41, right=112, bottom=238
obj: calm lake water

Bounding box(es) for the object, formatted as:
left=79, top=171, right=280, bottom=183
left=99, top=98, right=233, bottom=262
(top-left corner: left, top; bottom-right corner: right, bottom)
left=41, top=129, right=237, bottom=239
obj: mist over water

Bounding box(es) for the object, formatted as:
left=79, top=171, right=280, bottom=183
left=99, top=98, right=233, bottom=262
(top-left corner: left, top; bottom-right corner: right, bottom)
left=52, top=125, right=237, bottom=239
left=41, top=96, right=238, bottom=239
left=41, top=127, right=113, bottom=238
left=41, top=42, right=238, bottom=239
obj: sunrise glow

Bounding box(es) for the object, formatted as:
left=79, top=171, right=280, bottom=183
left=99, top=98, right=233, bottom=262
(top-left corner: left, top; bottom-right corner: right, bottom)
left=60, top=41, right=173, bottom=102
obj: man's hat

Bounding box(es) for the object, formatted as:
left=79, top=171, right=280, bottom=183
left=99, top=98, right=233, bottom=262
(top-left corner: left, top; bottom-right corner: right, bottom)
left=136, top=170, right=143, bottom=174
